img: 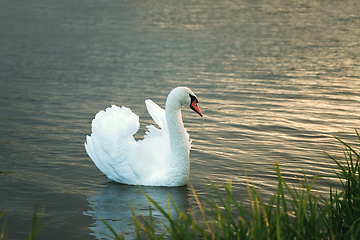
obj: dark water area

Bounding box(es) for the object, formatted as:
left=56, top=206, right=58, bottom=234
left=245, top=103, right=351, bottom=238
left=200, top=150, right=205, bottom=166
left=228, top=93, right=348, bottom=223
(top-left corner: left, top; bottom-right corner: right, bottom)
left=1, top=0, right=360, bottom=239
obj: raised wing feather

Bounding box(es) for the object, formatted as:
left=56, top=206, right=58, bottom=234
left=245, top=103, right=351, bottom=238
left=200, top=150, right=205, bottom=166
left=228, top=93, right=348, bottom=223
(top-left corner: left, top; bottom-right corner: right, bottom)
left=145, top=99, right=167, bottom=129
left=132, top=100, right=171, bottom=180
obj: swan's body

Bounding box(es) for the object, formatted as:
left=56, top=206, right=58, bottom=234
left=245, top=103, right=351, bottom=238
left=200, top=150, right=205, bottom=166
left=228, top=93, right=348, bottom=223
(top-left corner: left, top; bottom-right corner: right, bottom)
left=85, top=87, right=203, bottom=187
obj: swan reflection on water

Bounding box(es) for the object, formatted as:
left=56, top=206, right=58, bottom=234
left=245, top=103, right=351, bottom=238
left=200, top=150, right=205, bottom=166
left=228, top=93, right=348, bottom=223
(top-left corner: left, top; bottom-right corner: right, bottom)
left=84, top=182, right=190, bottom=239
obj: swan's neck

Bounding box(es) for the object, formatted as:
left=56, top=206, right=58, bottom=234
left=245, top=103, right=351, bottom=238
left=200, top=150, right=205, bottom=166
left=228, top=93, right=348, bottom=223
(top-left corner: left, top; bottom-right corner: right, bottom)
left=165, top=98, right=190, bottom=182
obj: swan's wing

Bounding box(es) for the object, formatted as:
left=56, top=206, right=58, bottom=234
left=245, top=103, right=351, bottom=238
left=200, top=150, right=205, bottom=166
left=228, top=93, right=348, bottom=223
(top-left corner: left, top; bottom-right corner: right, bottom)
left=136, top=127, right=172, bottom=182
left=144, top=99, right=171, bottom=165
left=128, top=99, right=172, bottom=180
left=85, top=105, right=140, bottom=184
left=145, top=99, right=167, bottom=129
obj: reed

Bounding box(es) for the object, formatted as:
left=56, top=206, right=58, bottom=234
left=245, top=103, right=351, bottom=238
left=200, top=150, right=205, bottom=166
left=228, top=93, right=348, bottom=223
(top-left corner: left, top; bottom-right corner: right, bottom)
left=0, top=210, right=8, bottom=240
left=102, top=164, right=339, bottom=240
left=324, top=130, right=360, bottom=239
left=26, top=204, right=52, bottom=240
left=0, top=204, right=50, bottom=240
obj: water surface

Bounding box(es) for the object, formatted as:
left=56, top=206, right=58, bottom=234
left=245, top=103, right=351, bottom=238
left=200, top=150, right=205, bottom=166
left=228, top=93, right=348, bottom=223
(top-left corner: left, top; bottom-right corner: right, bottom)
left=1, top=0, right=360, bottom=239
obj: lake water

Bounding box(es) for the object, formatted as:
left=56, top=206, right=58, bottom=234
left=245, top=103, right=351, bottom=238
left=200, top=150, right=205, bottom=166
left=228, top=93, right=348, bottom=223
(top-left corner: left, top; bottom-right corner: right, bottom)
left=1, top=0, right=360, bottom=239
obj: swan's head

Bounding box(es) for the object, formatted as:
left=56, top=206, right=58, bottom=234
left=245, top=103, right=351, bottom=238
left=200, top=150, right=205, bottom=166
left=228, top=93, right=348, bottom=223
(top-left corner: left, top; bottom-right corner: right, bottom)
left=168, top=86, right=203, bottom=117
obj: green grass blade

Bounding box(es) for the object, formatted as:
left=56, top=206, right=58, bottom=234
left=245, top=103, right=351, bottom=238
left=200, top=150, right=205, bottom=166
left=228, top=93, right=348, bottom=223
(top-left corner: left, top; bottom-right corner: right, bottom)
left=26, top=204, right=53, bottom=240
left=129, top=200, right=142, bottom=240
left=0, top=210, right=8, bottom=240
left=99, top=218, right=123, bottom=240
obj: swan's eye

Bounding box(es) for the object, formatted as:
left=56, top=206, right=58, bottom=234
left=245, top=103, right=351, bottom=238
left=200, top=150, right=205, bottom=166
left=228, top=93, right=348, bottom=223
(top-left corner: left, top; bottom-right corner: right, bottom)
left=189, top=94, right=198, bottom=105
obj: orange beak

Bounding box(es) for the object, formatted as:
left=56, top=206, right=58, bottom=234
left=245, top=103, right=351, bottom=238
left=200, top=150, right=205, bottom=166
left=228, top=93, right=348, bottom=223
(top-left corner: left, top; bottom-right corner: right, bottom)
left=191, top=100, right=203, bottom=117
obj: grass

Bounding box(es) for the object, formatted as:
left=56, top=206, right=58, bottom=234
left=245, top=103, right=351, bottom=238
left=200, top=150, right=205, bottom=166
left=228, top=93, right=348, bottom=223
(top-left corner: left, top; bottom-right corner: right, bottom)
left=1, top=130, right=359, bottom=239
left=324, top=131, right=360, bottom=239
left=0, top=204, right=51, bottom=240
left=0, top=210, right=8, bottom=240
left=26, top=204, right=52, bottom=240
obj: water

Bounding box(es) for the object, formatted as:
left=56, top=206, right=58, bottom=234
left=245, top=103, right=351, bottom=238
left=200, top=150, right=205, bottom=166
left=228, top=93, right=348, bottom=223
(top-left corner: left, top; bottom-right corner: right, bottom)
left=1, top=0, right=360, bottom=239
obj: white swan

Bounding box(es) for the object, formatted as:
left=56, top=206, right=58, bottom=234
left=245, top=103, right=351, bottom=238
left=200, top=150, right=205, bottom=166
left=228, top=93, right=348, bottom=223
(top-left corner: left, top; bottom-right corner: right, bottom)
left=85, top=86, right=203, bottom=187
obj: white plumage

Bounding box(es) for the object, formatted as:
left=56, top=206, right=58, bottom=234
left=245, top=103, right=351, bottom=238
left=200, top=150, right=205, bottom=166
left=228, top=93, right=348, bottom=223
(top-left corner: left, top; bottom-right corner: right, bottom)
left=85, top=86, right=203, bottom=187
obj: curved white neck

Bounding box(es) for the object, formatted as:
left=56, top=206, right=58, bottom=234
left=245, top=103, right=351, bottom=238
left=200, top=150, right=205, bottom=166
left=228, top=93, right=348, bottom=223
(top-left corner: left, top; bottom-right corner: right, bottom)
left=165, top=95, right=190, bottom=181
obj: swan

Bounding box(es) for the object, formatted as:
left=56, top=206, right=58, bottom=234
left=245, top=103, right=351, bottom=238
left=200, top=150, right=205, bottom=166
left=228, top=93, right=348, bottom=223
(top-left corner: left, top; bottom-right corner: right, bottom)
left=84, top=86, right=203, bottom=187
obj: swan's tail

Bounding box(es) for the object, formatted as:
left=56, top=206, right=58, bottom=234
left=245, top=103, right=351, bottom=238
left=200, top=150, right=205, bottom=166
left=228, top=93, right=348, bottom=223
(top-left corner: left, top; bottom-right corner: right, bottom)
left=85, top=105, right=139, bottom=182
